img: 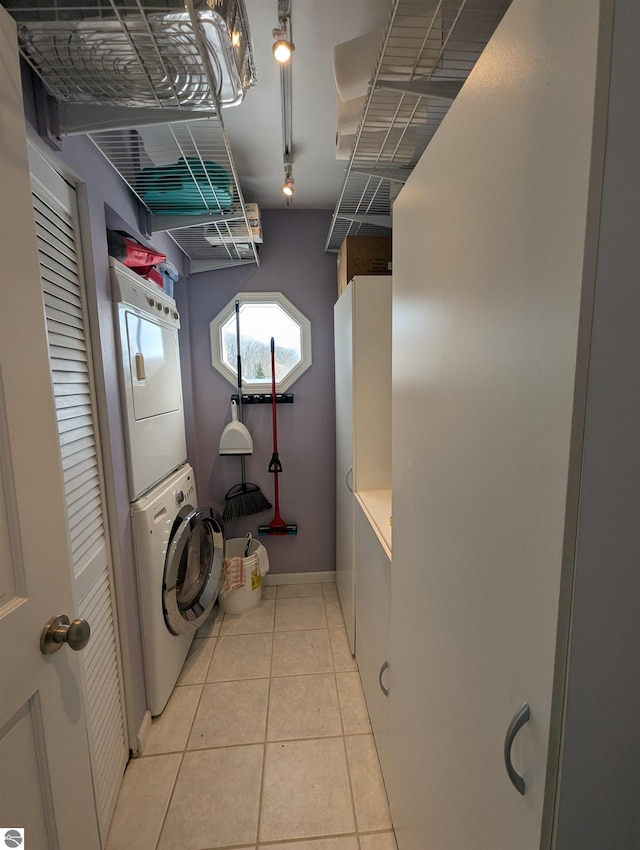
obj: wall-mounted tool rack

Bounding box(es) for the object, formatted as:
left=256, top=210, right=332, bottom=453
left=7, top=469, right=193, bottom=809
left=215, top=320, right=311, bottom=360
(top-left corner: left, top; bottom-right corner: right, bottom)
left=232, top=393, right=294, bottom=405
left=6, top=0, right=259, bottom=272
left=326, top=0, right=513, bottom=253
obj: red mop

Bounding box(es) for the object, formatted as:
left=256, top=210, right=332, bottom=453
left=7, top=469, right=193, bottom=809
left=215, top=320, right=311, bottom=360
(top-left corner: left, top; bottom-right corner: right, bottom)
left=258, top=338, right=297, bottom=536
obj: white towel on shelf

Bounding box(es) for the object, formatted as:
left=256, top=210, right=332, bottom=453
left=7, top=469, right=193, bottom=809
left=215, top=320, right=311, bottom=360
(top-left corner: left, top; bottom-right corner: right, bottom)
left=221, top=556, right=244, bottom=593
left=333, top=28, right=384, bottom=102
left=256, top=543, right=270, bottom=577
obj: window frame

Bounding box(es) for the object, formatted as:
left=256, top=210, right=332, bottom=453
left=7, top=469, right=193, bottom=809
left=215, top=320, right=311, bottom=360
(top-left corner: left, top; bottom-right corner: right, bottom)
left=209, top=291, right=312, bottom=393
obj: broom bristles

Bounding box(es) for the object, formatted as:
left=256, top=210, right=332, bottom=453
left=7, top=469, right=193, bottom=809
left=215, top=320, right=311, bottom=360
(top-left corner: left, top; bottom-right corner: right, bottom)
left=223, top=483, right=272, bottom=522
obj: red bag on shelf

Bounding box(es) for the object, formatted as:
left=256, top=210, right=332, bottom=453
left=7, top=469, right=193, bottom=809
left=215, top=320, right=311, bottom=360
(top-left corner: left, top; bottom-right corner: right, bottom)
left=107, top=229, right=166, bottom=275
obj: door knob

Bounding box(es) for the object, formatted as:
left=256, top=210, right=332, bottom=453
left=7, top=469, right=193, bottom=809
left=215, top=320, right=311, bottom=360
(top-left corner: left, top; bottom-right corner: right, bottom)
left=40, top=615, right=91, bottom=655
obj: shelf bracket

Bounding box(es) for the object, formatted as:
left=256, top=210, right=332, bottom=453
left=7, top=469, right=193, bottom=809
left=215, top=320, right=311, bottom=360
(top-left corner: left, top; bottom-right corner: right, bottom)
left=351, top=166, right=412, bottom=184
left=190, top=258, right=257, bottom=274
left=377, top=79, right=464, bottom=101
left=338, top=214, right=393, bottom=228
left=57, top=103, right=217, bottom=135
left=151, top=211, right=246, bottom=233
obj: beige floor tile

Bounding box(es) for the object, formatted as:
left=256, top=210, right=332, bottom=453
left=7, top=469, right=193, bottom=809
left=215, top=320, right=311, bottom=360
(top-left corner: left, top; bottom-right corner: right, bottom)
left=360, top=832, right=398, bottom=850
left=187, top=679, right=269, bottom=748
left=336, top=672, right=371, bottom=734
left=261, top=839, right=358, bottom=850
left=324, top=595, right=345, bottom=628
left=105, top=754, right=180, bottom=850
left=157, top=744, right=263, bottom=850
left=207, top=632, right=273, bottom=682
left=262, top=584, right=277, bottom=599
left=275, top=596, right=327, bottom=631
left=176, top=637, right=216, bottom=685
left=322, top=581, right=339, bottom=597
left=220, top=598, right=275, bottom=635
left=144, top=685, right=202, bottom=755
left=267, top=674, right=342, bottom=740
left=329, top=627, right=358, bottom=672
left=272, top=629, right=333, bottom=677
left=259, top=738, right=355, bottom=842
left=194, top=604, right=222, bottom=638
left=277, top=582, right=323, bottom=598
left=345, top=734, right=392, bottom=832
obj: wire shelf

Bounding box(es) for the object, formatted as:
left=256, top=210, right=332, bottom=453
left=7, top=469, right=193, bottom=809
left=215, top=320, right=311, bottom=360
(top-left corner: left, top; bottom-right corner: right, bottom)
left=326, top=0, right=514, bottom=252
left=7, top=0, right=256, bottom=110
left=90, top=116, right=260, bottom=270
left=5, top=0, right=260, bottom=272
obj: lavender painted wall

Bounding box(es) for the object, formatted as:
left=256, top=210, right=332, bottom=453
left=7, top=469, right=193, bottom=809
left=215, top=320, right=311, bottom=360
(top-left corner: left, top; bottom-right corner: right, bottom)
left=182, top=209, right=337, bottom=575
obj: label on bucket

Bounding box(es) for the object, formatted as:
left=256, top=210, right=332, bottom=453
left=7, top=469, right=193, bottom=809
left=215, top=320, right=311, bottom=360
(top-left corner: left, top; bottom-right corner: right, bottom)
left=251, top=569, right=261, bottom=591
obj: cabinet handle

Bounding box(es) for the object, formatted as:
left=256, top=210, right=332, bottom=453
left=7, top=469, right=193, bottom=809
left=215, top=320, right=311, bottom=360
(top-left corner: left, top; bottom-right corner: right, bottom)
left=378, top=660, right=389, bottom=697
left=503, top=701, right=530, bottom=795
left=346, top=466, right=354, bottom=492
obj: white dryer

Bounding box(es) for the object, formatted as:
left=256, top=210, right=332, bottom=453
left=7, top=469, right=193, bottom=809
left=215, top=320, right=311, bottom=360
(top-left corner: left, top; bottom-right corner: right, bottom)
left=111, top=257, right=187, bottom=501
left=131, top=464, right=223, bottom=716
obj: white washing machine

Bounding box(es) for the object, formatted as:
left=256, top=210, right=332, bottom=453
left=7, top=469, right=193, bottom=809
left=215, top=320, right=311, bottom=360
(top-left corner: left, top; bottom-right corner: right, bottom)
left=131, top=464, right=223, bottom=716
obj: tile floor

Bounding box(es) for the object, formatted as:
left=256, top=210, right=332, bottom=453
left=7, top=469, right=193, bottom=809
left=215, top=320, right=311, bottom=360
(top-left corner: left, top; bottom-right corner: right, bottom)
left=106, top=582, right=397, bottom=850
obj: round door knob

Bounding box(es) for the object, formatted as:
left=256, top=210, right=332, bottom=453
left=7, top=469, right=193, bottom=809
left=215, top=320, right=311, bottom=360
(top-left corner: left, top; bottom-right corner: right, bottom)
left=40, top=615, right=91, bottom=655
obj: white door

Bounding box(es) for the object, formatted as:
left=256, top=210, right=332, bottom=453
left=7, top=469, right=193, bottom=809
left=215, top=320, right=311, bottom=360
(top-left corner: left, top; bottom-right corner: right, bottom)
left=28, top=146, right=128, bottom=843
left=0, top=8, right=101, bottom=848
left=388, top=2, right=603, bottom=849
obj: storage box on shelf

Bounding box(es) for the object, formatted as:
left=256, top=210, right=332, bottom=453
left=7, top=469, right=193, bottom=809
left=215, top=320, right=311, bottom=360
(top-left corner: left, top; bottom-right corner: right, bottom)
left=337, top=235, right=391, bottom=297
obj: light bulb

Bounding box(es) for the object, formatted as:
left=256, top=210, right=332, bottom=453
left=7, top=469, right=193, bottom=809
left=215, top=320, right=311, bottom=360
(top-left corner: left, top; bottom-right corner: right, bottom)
left=273, top=39, right=294, bottom=63
left=282, top=178, right=294, bottom=197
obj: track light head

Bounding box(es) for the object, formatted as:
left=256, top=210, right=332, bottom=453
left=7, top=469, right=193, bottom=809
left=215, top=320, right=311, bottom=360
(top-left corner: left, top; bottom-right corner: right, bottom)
left=272, top=27, right=294, bottom=62
left=282, top=176, right=295, bottom=197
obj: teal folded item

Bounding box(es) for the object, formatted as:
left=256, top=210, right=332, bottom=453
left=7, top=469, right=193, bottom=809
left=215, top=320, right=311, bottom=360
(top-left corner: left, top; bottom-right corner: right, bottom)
left=138, top=157, right=234, bottom=214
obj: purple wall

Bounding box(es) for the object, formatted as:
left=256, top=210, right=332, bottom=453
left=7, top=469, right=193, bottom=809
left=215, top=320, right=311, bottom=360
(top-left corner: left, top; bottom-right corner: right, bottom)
left=182, top=209, right=337, bottom=575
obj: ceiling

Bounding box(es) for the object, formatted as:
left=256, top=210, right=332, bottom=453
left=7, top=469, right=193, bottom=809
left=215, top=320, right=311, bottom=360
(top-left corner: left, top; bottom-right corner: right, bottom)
left=222, top=0, right=392, bottom=211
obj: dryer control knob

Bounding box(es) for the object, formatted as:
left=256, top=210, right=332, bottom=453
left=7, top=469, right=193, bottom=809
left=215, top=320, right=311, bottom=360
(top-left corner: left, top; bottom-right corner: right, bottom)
left=176, top=490, right=185, bottom=504
left=156, top=302, right=163, bottom=311
left=148, top=297, right=155, bottom=307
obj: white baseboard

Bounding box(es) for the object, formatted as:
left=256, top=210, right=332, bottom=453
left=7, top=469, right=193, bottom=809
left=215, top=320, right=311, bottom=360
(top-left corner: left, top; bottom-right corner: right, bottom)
left=134, top=710, right=152, bottom=756
left=262, top=571, right=336, bottom=586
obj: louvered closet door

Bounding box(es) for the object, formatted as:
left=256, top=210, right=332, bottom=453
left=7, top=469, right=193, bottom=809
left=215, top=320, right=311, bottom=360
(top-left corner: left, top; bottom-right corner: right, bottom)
left=28, top=145, right=128, bottom=845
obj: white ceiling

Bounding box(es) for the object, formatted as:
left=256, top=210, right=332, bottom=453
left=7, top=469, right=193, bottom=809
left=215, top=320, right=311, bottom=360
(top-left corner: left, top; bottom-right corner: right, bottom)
left=222, top=0, right=391, bottom=210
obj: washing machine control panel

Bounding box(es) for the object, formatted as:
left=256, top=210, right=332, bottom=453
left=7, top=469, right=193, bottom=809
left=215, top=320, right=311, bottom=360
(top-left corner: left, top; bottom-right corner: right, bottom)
left=173, top=480, right=194, bottom=508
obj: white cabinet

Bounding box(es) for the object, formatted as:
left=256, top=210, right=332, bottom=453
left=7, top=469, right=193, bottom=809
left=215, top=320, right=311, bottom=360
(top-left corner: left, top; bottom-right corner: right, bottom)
left=334, top=276, right=392, bottom=652
left=354, top=494, right=391, bottom=780
left=386, top=2, right=639, bottom=849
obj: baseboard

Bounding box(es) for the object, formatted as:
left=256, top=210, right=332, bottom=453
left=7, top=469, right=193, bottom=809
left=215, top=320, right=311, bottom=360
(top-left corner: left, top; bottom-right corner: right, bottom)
left=262, top=571, right=336, bottom=586
left=134, top=710, right=152, bottom=756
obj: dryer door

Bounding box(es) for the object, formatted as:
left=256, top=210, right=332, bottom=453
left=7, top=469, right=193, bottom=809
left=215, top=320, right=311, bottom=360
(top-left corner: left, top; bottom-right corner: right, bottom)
left=163, top=508, right=223, bottom=635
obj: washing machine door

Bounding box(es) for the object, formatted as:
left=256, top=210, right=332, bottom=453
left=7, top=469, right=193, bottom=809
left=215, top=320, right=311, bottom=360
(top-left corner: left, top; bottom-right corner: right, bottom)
left=163, top=507, right=223, bottom=635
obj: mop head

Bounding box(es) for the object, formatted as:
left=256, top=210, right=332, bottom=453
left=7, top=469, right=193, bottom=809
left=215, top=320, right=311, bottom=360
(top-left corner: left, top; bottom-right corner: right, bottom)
left=223, top=483, right=272, bottom=522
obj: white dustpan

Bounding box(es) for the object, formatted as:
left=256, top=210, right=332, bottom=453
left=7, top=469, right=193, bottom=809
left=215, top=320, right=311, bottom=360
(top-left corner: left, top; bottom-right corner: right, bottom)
left=219, top=399, right=253, bottom=455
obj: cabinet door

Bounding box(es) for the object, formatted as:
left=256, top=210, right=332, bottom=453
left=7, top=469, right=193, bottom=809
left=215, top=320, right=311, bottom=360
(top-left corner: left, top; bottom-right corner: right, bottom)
left=334, top=287, right=355, bottom=650
left=354, top=500, right=391, bottom=780
left=388, top=3, right=604, bottom=849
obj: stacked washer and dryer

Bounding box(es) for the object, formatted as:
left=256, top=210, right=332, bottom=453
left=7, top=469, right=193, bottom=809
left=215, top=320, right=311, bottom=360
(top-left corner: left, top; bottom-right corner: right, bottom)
left=111, top=258, right=223, bottom=716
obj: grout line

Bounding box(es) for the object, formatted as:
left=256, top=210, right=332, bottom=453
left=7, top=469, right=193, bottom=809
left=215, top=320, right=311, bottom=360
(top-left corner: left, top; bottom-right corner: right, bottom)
left=254, top=583, right=277, bottom=846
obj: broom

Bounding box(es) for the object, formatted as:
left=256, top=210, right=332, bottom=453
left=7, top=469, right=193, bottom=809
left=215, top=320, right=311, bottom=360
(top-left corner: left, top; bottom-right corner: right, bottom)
left=222, top=301, right=271, bottom=522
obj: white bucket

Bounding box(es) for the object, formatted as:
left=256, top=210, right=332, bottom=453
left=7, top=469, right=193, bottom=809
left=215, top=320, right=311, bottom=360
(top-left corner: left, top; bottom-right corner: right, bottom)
left=219, top=537, right=264, bottom=615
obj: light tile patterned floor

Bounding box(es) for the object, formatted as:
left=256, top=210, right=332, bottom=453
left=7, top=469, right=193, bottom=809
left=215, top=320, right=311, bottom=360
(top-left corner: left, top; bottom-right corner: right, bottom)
left=105, top=582, right=397, bottom=850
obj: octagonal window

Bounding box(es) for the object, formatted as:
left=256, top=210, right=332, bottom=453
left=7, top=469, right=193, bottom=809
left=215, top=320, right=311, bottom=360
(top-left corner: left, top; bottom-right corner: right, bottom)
left=210, top=292, right=312, bottom=393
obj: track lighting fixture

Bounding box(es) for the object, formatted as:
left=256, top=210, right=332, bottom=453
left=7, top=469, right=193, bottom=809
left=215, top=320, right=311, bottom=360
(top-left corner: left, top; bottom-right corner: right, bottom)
left=282, top=176, right=295, bottom=197
left=272, top=28, right=294, bottom=63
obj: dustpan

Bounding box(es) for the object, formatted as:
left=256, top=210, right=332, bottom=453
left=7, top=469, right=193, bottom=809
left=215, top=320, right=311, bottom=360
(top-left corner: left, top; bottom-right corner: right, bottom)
left=219, top=399, right=253, bottom=455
